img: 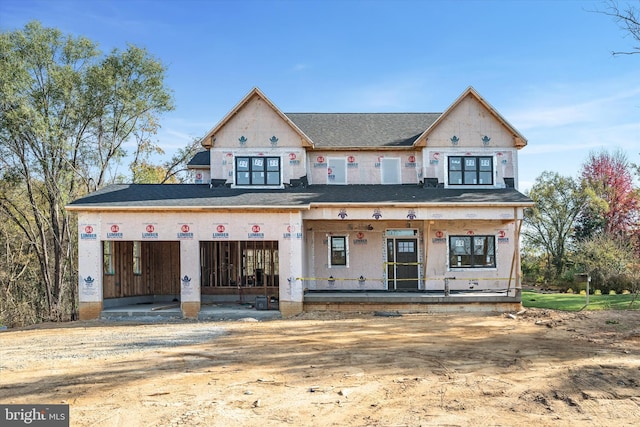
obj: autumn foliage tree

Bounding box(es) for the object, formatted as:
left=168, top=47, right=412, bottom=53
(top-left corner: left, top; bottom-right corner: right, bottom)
left=576, top=150, right=640, bottom=240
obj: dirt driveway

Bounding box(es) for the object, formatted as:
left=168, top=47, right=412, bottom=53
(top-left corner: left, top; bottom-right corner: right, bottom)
left=1, top=309, right=639, bottom=426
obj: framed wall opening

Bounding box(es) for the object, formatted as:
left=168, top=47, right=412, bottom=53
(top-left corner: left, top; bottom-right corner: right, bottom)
left=102, top=240, right=180, bottom=299
left=200, top=240, right=279, bottom=296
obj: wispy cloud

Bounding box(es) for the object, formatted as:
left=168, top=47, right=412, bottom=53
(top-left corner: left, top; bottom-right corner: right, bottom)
left=344, top=77, right=430, bottom=111
left=502, top=76, right=640, bottom=165
left=508, top=85, right=640, bottom=130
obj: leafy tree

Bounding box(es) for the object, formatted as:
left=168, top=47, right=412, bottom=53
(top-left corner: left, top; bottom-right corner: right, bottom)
left=523, top=172, right=590, bottom=282
left=0, top=21, right=174, bottom=321
left=577, top=149, right=640, bottom=239
left=129, top=138, right=201, bottom=184
left=574, top=234, right=634, bottom=292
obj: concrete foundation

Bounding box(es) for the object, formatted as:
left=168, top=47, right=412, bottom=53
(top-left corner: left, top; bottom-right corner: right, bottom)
left=304, top=301, right=522, bottom=314
left=181, top=301, right=201, bottom=319
left=279, top=300, right=304, bottom=317
left=79, top=302, right=103, bottom=320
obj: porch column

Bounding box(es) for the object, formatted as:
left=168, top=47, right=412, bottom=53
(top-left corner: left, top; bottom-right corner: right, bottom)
left=77, top=215, right=103, bottom=320
left=279, top=214, right=305, bottom=316
left=180, top=239, right=201, bottom=318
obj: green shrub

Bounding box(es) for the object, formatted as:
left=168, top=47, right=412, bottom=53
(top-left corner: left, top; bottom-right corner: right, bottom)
left=603, top=274, right=634, bottom=294
left=574, top=235, right=634, bottom=292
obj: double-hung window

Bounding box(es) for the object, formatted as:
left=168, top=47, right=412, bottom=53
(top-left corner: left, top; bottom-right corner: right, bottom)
left=448, top=156, right=493, bottom=185
left=236, top=156, right=281, bottom=186
left=449, top=235, right=495, bottom=268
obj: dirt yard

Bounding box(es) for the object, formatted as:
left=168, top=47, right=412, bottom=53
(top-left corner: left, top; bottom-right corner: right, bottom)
left=1, top=309, right=639, bottom=427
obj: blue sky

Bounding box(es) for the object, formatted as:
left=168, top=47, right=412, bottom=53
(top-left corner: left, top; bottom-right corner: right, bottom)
left=1, top=0, right=639, bottom=190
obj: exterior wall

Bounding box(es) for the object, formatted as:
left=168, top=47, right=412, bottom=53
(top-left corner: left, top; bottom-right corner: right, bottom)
left=424, top=219, right=520, bottom=293
left=427, top=95, right=517, bottom=149
left=306, top=222, right=387, bottom=290
left=191, top=168, right=211, bottom=184
left=78, top=213, right=103, bottom=319
left=180, top=239, right=200, bottom=317
left=302, top=206, right=524, bottom=295
left=422, top=94, right=521, bottom=189
left=210, top=146, right=307, bottom=185
left=423, top=148, right=517, bottom=188
left=77, top=209, right=307, bottom=317
left=209, top=96, right=308, bottom=185
left=307, top=150, right=422, bottom=185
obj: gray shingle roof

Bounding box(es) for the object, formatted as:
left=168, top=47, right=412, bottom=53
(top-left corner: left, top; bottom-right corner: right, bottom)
left=68, top=184, right=533, bottom=209
left=187, top=151, right=210, bottom=167
left=285, top=113, right=441, bottom=148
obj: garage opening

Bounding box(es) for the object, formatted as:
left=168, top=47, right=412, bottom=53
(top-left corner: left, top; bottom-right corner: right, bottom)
left=102, top=240, right=180, bottom=299
left=200, top=241, right=279, bottom=296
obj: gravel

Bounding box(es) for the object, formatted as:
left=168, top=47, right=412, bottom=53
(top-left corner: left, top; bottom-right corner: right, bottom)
left=0, top=322, right=228, bottom=369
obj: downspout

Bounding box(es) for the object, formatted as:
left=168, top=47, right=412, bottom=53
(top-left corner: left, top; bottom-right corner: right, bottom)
left=507, top=207, right=524, bottom=294
left=426, top=220, right=433, bottom=289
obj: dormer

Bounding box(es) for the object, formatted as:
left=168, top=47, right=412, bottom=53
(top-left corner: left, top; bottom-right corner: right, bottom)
left=186, top=151, right=210, bottom=184
left=416, top=87, right=527, bottom=190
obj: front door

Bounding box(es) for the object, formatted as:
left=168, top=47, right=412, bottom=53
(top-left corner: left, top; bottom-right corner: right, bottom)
left=387, top=238, right=419, bottom=290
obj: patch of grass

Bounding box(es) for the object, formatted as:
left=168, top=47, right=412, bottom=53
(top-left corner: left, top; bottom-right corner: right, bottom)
left=522, top=290, right=640, bottom=311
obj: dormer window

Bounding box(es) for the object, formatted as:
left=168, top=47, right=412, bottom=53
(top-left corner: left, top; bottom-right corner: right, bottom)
left=236, top=156, right=281, bottom=186
left=448, top=156, right=493, bottom=185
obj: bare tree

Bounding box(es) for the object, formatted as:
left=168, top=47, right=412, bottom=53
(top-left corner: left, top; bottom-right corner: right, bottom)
left=599, top=0, right=640, bottom=55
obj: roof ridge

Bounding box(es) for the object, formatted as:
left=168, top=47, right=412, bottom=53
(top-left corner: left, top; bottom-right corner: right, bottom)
left=285, top=112, right=442, bottom=115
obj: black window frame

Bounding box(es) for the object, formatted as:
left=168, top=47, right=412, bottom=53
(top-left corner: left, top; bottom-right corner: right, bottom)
left=448, top=156, right=493, bottom=185
left=448, top=235, right=496, bottom=268
left=235, top=156, right=281, bottom=186
left=330, top=236, right=347, bottom=267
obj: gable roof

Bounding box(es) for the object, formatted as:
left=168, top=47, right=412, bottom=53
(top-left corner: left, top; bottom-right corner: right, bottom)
left=416, top=86, right=527, bottom=148
left=67, top=184, right=533, bottom=211
left=199, top=87, right=314, bottom=149
left=285, top=113, right=440, bottom=149
left=194, top=86, right=526, bottom=153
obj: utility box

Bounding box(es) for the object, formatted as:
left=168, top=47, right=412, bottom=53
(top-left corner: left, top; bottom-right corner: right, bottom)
left=255, top=296, right=268, bottom=311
